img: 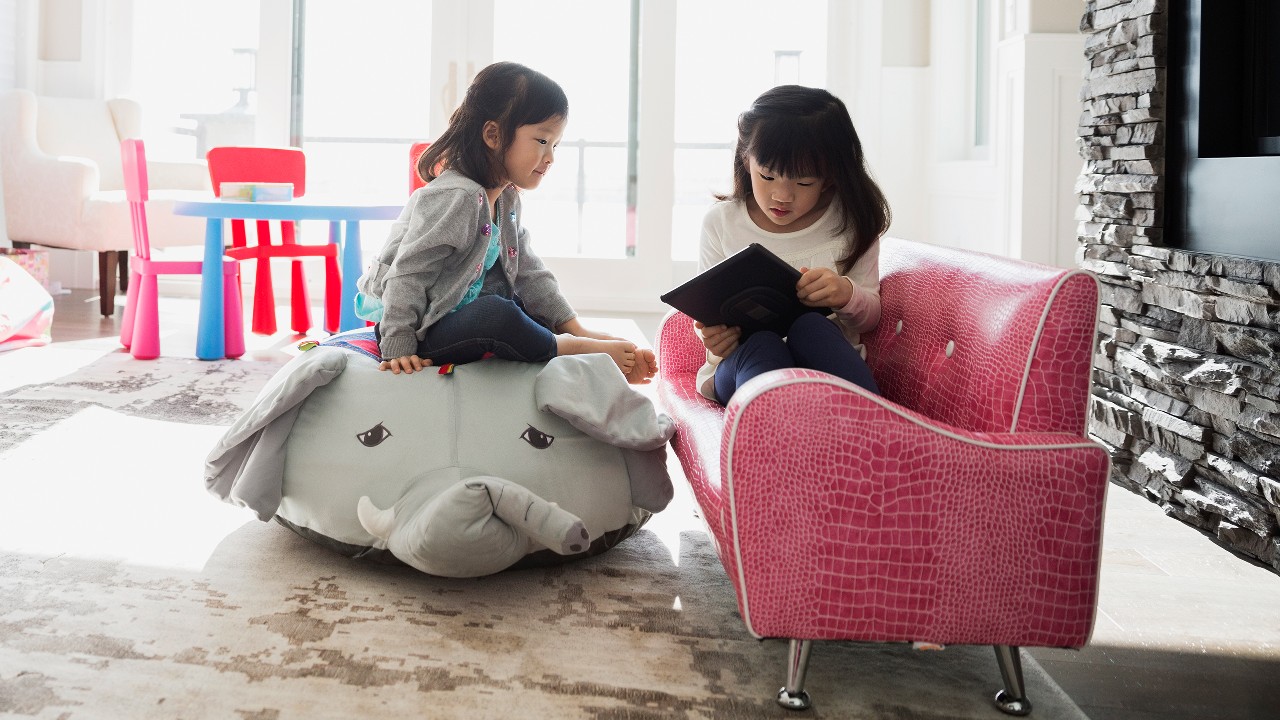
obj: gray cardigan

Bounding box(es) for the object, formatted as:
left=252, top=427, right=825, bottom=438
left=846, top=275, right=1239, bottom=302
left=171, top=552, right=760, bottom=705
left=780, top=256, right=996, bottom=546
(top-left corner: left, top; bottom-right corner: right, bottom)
left=356, top=169, right=577, bottom=360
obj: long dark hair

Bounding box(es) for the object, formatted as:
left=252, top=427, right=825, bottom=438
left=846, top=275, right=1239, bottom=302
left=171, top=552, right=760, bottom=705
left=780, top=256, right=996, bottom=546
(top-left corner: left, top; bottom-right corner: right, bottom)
left=417, top=62, right=568, bottom=188
left=723, top=85, right=891, bottom=274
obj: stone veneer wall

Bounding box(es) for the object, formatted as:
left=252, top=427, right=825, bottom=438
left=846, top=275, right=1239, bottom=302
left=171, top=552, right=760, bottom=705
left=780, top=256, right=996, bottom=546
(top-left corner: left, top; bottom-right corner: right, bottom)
left=1078, top=0, right=1280, bottom=572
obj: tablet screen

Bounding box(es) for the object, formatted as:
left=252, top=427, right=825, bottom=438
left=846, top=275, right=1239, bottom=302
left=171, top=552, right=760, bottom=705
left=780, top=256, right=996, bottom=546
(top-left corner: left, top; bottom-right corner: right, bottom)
left=660, top=243, right=826, bottom=337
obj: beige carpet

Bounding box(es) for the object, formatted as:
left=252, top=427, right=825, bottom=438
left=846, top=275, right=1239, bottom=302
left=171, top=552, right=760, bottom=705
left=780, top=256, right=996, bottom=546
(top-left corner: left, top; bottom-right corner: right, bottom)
left=0, top=352, right=1089, bottom=719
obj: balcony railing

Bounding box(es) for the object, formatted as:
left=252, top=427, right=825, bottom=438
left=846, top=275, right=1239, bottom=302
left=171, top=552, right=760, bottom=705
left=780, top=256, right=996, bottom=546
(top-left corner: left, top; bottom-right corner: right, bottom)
left=301, top=135, right=733, bottom=257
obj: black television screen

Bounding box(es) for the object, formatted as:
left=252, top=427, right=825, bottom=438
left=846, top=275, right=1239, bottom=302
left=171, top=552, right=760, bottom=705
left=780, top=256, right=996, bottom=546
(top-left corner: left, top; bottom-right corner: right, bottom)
left=1167, top=0, right=1280, bottom=263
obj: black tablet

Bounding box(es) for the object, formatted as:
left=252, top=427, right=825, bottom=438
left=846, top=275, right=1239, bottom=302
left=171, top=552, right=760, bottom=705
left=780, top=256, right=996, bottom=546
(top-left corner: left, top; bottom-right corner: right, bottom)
left=660, top=243, right=826, bottom=338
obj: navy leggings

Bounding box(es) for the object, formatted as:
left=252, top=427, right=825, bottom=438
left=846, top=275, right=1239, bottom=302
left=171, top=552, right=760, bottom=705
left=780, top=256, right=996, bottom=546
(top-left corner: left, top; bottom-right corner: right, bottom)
left=713, top=312, right=879, bottom=405
left=379, top=295, right=557, bottom=365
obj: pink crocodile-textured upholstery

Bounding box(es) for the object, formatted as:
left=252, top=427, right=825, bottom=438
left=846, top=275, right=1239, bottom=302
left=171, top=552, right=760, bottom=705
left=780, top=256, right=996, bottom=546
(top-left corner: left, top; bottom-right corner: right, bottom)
left=656, top=237, right=1111, bottom=654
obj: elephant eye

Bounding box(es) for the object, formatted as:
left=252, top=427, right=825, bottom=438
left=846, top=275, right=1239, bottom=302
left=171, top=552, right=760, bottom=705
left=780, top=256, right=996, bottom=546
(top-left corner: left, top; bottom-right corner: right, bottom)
left=520, top=425, right=554, bottom=450
left=356, top=422, right=392, bottom=447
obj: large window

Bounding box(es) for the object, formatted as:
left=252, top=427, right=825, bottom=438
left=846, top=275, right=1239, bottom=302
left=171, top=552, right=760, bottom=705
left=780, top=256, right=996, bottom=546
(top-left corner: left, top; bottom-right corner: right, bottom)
left=493, top=0, right=633, bottom=259
left=130, top=0, right=260, bottom=160
left=298, top=0, right=432, bottom=203
left=671, top=0, right=827, bottom=261
left=124, top=0, right=839, bottom=311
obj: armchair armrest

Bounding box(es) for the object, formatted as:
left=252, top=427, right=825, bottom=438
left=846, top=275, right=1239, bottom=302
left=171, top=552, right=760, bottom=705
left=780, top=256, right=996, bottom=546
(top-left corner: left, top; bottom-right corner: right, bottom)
left=657, top=311, right=704, bottom=375
left=148, top=159, right=210, bottom=191
left=2, top=147, right=98, bottom=243
left=719, top=368, right=1110, bottom=648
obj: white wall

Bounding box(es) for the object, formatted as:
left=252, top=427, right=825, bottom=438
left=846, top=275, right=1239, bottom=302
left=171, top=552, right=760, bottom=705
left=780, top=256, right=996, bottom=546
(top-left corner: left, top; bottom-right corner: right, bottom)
left=843, top=0, right=1084, bottom=268
left=826, top=0, right=933, bottom=245
left=0, top=0, right=12, bottom=246
left=0, top=0, right=17, bottom=89
left=34, top=0, right=100, bottom=98
left=8, top=0, right=114, bottom=283
left=1025, top=0, right=1085, bottom=34
left=0, top=0, right=32, bottom=246
left=996, top=0, right=1084, bottom=267
left=927, top=2, right=1002, bottom=255
left=996, top=32, right=1087, bottom=267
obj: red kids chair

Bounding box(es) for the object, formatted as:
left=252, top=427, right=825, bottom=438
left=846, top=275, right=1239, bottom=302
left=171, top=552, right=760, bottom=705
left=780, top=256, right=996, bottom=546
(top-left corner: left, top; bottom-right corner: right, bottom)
left=409, top=141, right=431, bottom=194
left=206, top=146, right=340, bottom=336
left=119, top=139, right=243, bottom=360
left=656, top=237, right=1109, bottom=715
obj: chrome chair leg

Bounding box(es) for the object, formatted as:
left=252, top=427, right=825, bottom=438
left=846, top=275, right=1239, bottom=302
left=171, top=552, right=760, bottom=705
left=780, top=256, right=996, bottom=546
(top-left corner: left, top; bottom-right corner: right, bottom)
left=992, top=644, right=1033, bottom=716
left=776, top=639, right=813, bottom=710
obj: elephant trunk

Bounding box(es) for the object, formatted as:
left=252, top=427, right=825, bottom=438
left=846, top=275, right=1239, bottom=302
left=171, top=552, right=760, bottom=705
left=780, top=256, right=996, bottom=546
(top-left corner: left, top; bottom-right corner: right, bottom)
left=487, top=480, right=590, bottom=555
left=353, top=477, right=589, bottom=578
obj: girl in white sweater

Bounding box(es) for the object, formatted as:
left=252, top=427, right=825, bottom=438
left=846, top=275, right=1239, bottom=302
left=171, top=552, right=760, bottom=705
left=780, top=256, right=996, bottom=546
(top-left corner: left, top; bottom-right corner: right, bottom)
left=696, top=86, right=891, bottom=404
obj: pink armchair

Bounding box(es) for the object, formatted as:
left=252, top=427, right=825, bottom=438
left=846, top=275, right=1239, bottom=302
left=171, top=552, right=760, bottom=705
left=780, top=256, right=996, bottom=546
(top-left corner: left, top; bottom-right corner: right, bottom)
left=656, top=237, right=1110, bottom=715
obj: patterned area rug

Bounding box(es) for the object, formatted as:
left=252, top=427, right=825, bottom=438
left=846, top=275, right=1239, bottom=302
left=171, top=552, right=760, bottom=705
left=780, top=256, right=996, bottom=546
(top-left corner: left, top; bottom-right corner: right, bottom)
left=0, top=353, right=280, bottom=454
left=0, top=352, right=1088, bottom=719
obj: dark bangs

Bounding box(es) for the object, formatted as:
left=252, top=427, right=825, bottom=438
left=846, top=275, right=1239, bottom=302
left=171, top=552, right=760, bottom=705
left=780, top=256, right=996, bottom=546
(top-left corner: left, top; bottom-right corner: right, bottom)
left=507, top=71, right=569, bottom=130
left=745, top=114, right=827, bottom=181
left=723, top=85, right=891, bottom=274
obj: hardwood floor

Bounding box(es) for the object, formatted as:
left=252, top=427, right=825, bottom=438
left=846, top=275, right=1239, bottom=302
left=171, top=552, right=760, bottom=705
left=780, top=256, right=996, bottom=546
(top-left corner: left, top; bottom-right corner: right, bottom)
left=24, top=289, right=1280, bottom=719
left=45, top=288, right=128, bottom=343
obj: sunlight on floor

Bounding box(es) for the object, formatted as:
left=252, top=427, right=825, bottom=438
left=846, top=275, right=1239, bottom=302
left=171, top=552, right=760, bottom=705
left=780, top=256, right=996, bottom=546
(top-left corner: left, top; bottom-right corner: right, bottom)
left=634, top=462, right=707, bottom=573
left=0, top=405, right=258, bottom=572
left=0, top=336, right=118, bottom=394
left=644, top=512, right=686, bottom=570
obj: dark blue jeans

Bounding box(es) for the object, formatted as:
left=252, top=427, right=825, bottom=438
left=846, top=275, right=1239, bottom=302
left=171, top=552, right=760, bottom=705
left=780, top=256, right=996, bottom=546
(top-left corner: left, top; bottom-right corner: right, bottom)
left=381, top=295, right=557, bottom=365
left=713, top=312, right=879, bottom=405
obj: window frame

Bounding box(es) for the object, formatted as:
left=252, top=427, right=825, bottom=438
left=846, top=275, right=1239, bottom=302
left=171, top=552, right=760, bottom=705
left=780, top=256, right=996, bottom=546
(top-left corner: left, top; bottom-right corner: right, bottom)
left=255, top=0, right=849, bottom=312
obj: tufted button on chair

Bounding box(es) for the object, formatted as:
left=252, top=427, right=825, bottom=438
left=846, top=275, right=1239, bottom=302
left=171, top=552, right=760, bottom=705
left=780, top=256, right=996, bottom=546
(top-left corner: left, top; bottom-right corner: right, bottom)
left=656, top=236, right=1110, bottom=715
left=0, top=89, right=210, bottom=317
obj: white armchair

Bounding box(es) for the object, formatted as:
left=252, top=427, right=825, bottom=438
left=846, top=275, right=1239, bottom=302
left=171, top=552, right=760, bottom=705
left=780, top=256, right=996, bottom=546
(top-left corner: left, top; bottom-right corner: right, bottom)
left=0, top=89, right=211, bottom=316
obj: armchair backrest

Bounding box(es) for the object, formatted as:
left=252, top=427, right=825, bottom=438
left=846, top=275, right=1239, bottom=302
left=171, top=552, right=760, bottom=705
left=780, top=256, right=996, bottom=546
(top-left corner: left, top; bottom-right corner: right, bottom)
left=864, top=237, right=1099, bottom=436
left=32, top=92, right=140, bottom=191
left=655, top=237, right=1100, bottom=437
left=1, top=89, right=208, bottom=259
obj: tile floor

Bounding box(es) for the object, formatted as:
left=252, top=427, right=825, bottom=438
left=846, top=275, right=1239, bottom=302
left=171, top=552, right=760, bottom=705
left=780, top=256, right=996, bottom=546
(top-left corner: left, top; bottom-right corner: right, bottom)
left=18, top=289, right=1280, bottom=720
left=1029, top=482, right=1280, bottom=720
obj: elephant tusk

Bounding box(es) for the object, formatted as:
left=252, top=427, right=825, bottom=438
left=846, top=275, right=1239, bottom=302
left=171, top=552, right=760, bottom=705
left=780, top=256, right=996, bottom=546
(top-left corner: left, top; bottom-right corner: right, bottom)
left=356, top=496, right=396, bottom=543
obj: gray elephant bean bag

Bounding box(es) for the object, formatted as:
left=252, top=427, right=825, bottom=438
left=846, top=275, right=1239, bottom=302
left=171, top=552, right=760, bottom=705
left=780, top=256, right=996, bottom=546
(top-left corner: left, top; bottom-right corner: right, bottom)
left=205, top=330, right=675, bottom=578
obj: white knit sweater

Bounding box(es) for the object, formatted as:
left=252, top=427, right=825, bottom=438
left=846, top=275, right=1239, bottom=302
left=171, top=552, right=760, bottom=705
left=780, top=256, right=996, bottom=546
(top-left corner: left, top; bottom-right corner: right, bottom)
left=694, top=198, right=881, bottom=400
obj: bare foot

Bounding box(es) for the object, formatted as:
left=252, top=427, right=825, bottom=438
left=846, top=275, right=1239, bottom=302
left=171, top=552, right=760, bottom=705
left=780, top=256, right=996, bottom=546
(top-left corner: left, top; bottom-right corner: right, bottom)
left=556, top=335, right=636, bottom=376
left=626, top=348, right=657, bottom=385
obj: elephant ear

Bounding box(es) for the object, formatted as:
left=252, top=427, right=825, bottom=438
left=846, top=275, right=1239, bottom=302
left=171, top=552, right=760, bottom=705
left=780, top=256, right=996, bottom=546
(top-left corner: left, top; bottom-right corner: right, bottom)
left=534, top=354, right=675, bottom=450
left=205, top=348, right=348, bottom=520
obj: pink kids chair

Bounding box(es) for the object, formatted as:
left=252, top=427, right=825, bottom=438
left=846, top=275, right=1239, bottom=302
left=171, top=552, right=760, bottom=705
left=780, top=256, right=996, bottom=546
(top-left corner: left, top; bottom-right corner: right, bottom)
left=206, top=146, right=339, bottom=336
left=119, top=139, right=243, bottom=360
left=656, top=237, right=1109, bottom=715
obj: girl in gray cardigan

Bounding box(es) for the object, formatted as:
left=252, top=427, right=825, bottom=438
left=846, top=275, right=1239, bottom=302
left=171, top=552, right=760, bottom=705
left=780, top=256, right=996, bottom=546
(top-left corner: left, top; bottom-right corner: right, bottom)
left=355, top=63, right=655, bottom=383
